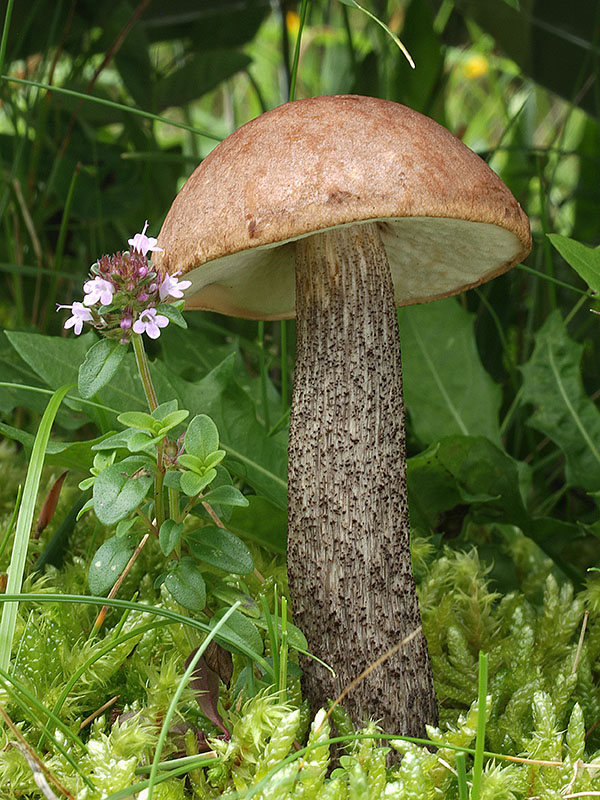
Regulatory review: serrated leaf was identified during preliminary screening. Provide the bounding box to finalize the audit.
[159,519,183,556]
[187,526,254,574]
[93,456,154,525]
[398,299,502,446]
[78,338,128,400]
[548,234,600,294]
[520,310,600,491]
[164,557,206,611]
[88,534,137,595]
[185,414,220,461]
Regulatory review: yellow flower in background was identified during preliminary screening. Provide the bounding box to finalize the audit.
[463,53,490,79]
[286,10,301,35]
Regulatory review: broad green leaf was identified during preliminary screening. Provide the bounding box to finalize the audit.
[164,558,206,612]
[398,299,502,446]
[93,456,153,525]
[88,534,137,595]
[202,486,249,508]
[547,234,600,294]
[185,415,220,461]
[520,311,600,491]
[162,355,288,509]
[407,436,529,535]
[187,526,254,574]
[159,520,183,556]
[78,339,128,400]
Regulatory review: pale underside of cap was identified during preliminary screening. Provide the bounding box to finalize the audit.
[155,95,531,320]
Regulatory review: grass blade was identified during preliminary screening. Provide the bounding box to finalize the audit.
[0,383,71,672]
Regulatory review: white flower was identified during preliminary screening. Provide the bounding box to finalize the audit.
[83,277,115,306]
[158,273,192,302]
[128,221,163,258]
[132,308,169,339]
[57,302,93,335]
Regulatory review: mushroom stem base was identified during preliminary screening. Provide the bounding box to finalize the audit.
[288,221,437,736]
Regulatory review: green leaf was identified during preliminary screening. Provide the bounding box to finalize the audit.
[210,608,263,656]
[88,534,137,595]
[159,520,183,556]
[180,469,216,496]
[185,414,220,461]
[202,486,249,508]
[118,411,158,433]
[407,436,529,535]
[205,576,259,617]
[398,299,502,446]
[127,431,160,452]
[187,526,254,574]
[0,421,108,472]
[156,303,188,330]
[160,410,189,430]
[93,456,154,525]
[152,400,179,419]
[203,450,226,470]
[78,338,128,400]
[547,234,600,294]
[178,454,206,474]
[164,558,206,612]
[520,310,600,491]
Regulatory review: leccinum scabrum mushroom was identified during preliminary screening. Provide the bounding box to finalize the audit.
[154,95,531,736]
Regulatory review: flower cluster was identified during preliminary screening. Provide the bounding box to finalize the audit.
[58,222,191,342]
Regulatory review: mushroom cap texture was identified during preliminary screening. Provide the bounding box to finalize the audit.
[155,94,531,319]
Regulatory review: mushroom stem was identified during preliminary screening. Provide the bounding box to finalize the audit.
[288,221,437,735]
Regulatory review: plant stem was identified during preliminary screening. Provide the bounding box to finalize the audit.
[132,333,158,412]
[132,334,165,525]
[471,652,489,800]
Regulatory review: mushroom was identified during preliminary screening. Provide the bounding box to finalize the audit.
[154,95,531,736]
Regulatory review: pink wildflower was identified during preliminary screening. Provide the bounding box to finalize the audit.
[57,302,93,335]
[128,221,163,258]
[158,273,192,302]
[132,308,169,339]
[83,277,115,306]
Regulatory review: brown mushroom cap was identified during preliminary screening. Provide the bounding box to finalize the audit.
[155,94,531,319]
